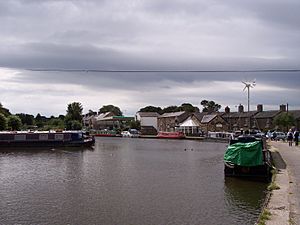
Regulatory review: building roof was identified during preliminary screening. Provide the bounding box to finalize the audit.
[137,112,160,117]
[95,112,113,121]
[251,110,300,119]
[288,110,300,119]
[253,110,281,119]
[83,114,95,121]
[158,111,186,118]
[96,115,134,121]
[201,114,218,123]
[192,112,208,122]
[222,111,258,118]
[179,116,199,127]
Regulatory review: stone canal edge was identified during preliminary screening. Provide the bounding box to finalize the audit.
[261,142,300,225]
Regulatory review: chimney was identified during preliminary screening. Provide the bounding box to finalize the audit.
[280,104,286,112]
[257,104,263,112]
[225,106,230,113]
[238,104,244,113]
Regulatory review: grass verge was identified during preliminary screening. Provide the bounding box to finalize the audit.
[267,168,280,191]
[257,209,271,225]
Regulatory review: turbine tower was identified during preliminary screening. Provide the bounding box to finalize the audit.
[242,80,256,113]
[242,80,256,129]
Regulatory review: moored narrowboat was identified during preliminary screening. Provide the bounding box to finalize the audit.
[157,131,185,139]
[0,131,95,148]
[224,135,272,182]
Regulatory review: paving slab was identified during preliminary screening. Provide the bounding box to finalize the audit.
[266,141,300,225]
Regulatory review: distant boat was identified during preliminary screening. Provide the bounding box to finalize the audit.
[157,131,185,139]
[94,133,120,137]
[0,131,95,148]
[224,135,272,182]
[93,130,121,137]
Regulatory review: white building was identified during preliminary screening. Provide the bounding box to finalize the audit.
[135,112,159,134]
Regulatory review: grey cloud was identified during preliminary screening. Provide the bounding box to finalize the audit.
[14,70,300,91]
[2,69,299,116]
[1,0,300,116]
[226,0,300,30]
[142,0,209,16]
[1,0,300,71]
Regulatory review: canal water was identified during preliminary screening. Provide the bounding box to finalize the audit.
[0,138,268,225]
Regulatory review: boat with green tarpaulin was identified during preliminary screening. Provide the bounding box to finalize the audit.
[224,136,272,182]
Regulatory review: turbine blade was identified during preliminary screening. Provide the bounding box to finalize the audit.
[243,86,247,91]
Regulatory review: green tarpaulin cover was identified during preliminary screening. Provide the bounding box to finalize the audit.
[224,141,263,166]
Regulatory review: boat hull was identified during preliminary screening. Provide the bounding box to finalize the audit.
[224,136,272,182]
[0,131,95,148]
[157,132,185,139]
[0,138,95,148]
[224,163,272,182]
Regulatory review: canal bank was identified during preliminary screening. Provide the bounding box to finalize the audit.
[140,135,229,143]
[264,141,300,225]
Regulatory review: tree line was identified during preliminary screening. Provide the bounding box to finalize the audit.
[0,100,296,132]
[0,101,219,131]
[139,101,221,114]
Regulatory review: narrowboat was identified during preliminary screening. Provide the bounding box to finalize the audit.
[224,135,272,182]
[0,131,95,148]
[157,131,185,139]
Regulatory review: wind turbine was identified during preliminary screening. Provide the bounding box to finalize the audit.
[242,80,256,113]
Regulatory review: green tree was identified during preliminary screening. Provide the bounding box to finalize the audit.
[274,113,295,131]
[140,103,198,114]
[0,113,7,130]
[46,118,65,130]
[7,115,22,131]
[129,120,141,130]
[35,113,48,128]
[161,105,180,114]
[178,103,200,113]
[58,115,65,120]
[87,109,97,116]
[139,106,163,114]
[0,103,11,117]
[65,120,83,130]
[66,102,83,121]
[99,105,122,116]
[16,113,34,126]
[65,102,83,130]
[200,100,221,113]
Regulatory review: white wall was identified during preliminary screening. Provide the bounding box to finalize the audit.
[138,116,158,130]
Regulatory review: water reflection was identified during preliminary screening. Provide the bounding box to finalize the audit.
[0,138,268,225]
[224,177,268,223]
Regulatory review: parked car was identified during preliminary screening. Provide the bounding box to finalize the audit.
[121,129,140,138]
[249,129,265,138]
[272,131,286,141]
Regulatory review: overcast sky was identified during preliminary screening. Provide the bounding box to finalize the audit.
[0,0,299,116]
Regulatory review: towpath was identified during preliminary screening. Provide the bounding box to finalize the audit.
[267,141,300,225]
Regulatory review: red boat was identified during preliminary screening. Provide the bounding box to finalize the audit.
[157,131,185,139]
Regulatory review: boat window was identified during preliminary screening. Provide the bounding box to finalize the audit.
[14,135,26,141]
